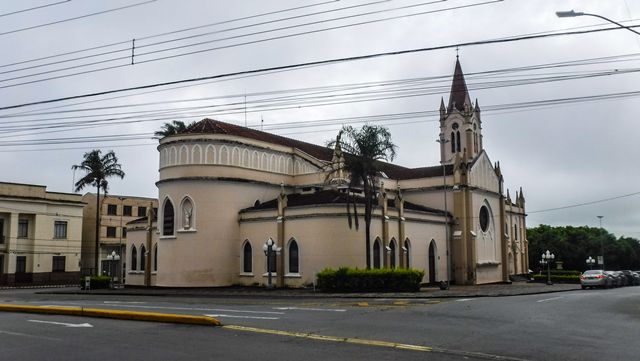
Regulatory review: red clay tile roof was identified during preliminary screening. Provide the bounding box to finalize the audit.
[240,189,447,216]
[177,118,453,180]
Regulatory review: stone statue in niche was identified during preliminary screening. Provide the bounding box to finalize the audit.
[183,200,193,230]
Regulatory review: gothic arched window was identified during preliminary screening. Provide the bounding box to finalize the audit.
[373,238,382,269]
[243,241,252,273]
[140,245,146,271]
[162,199,174,236]
[288,239,299,274]
[131,245,137,271]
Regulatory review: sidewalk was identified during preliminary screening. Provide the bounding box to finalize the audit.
[39,282,581,299]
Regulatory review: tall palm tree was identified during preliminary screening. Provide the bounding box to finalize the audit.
[72,150,125,274]
[327,125,396,268]
[154,120,192,137]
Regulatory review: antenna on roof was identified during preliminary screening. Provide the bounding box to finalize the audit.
[261,115,264,131]
[456,46,459,59]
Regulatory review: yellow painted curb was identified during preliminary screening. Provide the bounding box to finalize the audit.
[0,304,221,326]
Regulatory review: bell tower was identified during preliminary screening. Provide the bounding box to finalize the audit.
[439,57,483,164]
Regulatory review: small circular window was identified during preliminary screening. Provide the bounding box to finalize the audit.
[479,206,489,232]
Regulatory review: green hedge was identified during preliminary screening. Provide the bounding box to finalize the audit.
[549,270,582,276]
[532,274,580,284]
[317,267,425,292]
[80,276,112,289]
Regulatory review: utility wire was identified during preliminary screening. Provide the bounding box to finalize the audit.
[528,191,640,214]
[0,0,481,87]
[0,0,343,70]
[0,0,70,18]
[0,0,158,37]
[2,20,635,112]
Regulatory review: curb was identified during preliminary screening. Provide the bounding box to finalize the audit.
[0,304,221,326]
[37,286,581,299]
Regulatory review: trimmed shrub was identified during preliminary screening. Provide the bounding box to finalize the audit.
[80,276,112,289]
[532,274,580,284]
[549,270,582,276]
[316,267,425,292]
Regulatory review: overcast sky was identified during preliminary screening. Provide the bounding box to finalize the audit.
[1,0,638,239]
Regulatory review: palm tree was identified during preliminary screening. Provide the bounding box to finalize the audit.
[72,150,125,274]
[327,125,396,269]
[154,120,192,137]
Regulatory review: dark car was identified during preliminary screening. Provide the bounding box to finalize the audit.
[604,271,623,287]
[620,270,640,286]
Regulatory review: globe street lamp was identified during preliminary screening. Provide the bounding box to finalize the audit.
[263,238,281,289]
[556,10,640,37]
[586,256,596,270]
[541,250,555,285]
[106,250,120,288]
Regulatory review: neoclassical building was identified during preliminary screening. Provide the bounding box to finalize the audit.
[126,59,528,287]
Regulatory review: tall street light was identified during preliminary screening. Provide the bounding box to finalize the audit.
[556,10,640,37]
[263,238,280,289]
[436,137,451,286]
[586,256,596,270]
[597,215,604,270]
[541,250,555,285]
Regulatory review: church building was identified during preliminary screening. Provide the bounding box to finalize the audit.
[125,59,529,287]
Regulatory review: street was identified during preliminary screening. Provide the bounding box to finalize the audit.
[0,286,638,360]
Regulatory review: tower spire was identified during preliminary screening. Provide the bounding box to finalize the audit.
[447,57,471,113]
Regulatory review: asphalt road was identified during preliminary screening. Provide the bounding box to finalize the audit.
[0,286,638,360]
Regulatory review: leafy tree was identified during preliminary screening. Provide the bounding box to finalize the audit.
[528,225,640,271]
[327,125,396,269]
[72,150,125,273]
[154,120,192,137]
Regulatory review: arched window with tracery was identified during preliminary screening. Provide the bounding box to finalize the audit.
[389,239,397,269]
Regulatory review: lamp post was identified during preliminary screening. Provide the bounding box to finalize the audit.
[541,250,555,285]
[597,215,604,270]
[556,10,640,37]
[106,250,120,288]
[436,137,451,285]
[263,238,280,289]
[586,256,596,270]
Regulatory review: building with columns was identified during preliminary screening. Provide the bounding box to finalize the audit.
[125,59,528,287]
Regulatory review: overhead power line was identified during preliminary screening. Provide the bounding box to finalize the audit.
[0,0,70,18]
[528,191,640,214]
[2,19,637,113]
[0,0,489,88]
[0,0,157,37]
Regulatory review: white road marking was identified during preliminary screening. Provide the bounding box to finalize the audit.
[102,304,285,315]
[455,298,474,302]
[536,296,564,303]
[103,301,147,304]
[205,314,279,320]
[28,320,93,328]
[0,329,61,341]
[273,307,346,312]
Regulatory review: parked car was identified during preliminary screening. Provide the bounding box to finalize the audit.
[604,271,623,287]
[581,270,613,289]
[604,271,622,287]
[612,271,628,287]
[620,270,640,286]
